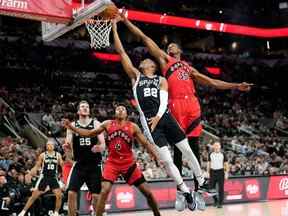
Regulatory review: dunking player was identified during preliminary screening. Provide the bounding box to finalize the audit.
[18,139,64,216]
[112,19,205,211]
[63,104,162,216]
[121,13,252,190]
[64,100,105,216]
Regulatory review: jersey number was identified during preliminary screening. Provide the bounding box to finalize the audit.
[144,88,158,98]
[80,138,91,146]
[47,164,55,170]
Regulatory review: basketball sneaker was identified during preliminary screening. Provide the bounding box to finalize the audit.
[183,192,197,211]
[194,191,206,211]
[198,177,217,195]
[175,190,186,211]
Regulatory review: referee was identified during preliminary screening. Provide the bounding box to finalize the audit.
[207,141,229,208]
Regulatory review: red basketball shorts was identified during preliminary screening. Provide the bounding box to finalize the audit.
[169,97,202,137]
[102,162,145,186]
[62,161,73,185]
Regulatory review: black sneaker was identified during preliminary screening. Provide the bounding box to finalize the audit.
[198,178,217,195]
[217,204,223,208]
[183,192,197,211]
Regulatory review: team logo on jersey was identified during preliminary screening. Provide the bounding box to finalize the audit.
[107,130,132,144]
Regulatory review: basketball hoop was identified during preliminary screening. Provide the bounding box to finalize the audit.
[85,17,112,49]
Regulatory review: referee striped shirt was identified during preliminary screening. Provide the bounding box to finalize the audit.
[209,152,227,170]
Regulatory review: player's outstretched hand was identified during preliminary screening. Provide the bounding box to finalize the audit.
[118,8,128,21]
[148,116,161,132]
[237,82,254,91]
[62,119,72,129]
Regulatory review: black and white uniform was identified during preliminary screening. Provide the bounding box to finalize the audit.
[67,119,102,194]
[35,151,60,191]
[133,74,186,147]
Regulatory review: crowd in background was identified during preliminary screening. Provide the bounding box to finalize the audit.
[1,35,288,181]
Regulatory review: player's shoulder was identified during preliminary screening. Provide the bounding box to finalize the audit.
[130,121,139,131]
[102,119,113,127]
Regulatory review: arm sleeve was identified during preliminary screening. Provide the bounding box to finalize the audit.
[156,90,168,118]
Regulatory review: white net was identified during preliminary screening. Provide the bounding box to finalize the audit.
[85,17,112,49]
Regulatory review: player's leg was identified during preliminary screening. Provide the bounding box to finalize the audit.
[18,190,43,216]
[124,163,161,216]
[95,162,119,216]
[141,114,196,211]
[85,164,102,214]
[173,146,183,175]
[165,113,204,187]
[175,138,205,185]
[67,162,84,216]
[137,183,161,216]
[163,113,205,210]
[169,100,186,176]
[95,181,113,216]
[52,188,62,216]
[49,177,63,216]
[18,177,45,216]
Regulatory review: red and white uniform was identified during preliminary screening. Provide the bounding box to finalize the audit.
[102,120,144,185]
[162,56,202,137]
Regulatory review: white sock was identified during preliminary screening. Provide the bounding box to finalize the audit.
[175,138,203,179]
[157,146,187,189]
[178,182,190,193]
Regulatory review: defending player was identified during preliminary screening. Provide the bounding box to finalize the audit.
[64,100,105,216]
[63,104,162,216]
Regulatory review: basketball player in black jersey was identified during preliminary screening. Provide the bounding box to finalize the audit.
[112,19,205,211]
[64,100,105,216]
[18,139,64,216]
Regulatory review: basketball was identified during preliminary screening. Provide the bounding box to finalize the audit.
[99,3,119,20]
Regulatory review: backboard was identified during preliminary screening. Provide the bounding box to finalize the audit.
[0,0,112,41]
[42,0,112,42]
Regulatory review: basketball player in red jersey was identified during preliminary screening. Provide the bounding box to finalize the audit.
[120,13,253,190]
[63,105,161,216]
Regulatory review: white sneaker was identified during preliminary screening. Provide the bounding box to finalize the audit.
[194,191,206,211]
[175,190,186,211]
[53,212,59,216]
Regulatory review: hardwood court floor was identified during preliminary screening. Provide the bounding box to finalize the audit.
[110,199,288,216]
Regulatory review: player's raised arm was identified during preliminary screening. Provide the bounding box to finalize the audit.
[121,13,168,67]
[190,67,253,91]
[63,119,109,137]
[133,123,160,162]
[112,19,139,82]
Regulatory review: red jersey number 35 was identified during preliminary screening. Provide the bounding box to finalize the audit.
[177,71,189,80]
